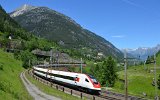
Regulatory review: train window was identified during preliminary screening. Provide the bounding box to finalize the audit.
[85,78,89,82]
[35,69,74,80]
[88,74,98,84]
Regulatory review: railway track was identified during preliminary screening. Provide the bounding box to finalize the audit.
[27,69,121,100]
[97,95,121,100]
[101,90,146,100]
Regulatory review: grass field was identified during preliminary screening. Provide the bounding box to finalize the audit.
[70,60,160,99]
[112,64,160,99]
[0,49,32,100]
[25,71,86,100]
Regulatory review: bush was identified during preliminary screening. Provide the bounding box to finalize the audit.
[102,56,117,87]
[157,74,160,89]
[90,56,117,87]
[146,56,154,64]
[22,50,37,68]
[0,64,3,70]
[68,66,76,72]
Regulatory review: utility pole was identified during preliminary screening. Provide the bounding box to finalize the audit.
[134,59,135,67]
[124,50,128,100]
[80,58,82,73]
[8,34,12,51]
[50,47,53,68]
[138,55,140,65]
[56,52,59,69]
[29,59,31,68]
[154,54,158,100]
[144,60,146,70]
[57,52,59,68]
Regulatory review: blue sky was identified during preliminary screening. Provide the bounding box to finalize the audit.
[0,0,160,49]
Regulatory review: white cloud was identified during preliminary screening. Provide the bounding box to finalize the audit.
[121,0,143,8]
[121,0,137,6]
[111,35,125,38]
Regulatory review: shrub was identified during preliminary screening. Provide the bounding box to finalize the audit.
[22,50,37,68]
[0,64,3,70]
[157,74,160,89]
[90,56,117,87]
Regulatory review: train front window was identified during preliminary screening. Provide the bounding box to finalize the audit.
[85,78,89,82]
[88,75,98,84]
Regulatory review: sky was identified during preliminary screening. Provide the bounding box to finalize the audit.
[0,0,160,49]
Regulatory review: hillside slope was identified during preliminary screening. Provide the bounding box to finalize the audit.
[10,4,123,59]
[0,49,32,100]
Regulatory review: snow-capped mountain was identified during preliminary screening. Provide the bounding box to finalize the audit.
[122,44,160,60]
[10,4,37,17]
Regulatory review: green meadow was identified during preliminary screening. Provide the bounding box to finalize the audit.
[0,49,32,100]
[112,64,160,99]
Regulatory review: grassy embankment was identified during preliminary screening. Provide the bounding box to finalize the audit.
[0,49,33,100]
[111,55,160,99]
[25,70,86,100]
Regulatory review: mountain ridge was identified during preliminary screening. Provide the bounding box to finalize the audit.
[122,44,160,60]
[10,4,123,60]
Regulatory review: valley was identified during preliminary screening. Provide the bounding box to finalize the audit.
[0,1,160,100]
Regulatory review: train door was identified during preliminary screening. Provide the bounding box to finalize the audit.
[49,70,52,79]
[84,77,90,88]
[46,69,49,78]
[74,75,79,86]
[47,69,53,80]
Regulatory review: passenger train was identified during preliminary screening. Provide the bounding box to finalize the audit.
[33,66,101,93]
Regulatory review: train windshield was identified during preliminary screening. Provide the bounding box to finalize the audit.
[88,75,98,84]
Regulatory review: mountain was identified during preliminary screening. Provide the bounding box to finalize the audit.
[122,44,160,60]
[10,4,123,60]
[0,5,21,32]
[10,4,37,18]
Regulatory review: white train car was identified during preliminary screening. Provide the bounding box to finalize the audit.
[33,66,101,92]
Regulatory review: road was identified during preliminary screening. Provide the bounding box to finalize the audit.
[20,71,61,100]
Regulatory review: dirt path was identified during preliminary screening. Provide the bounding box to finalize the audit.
[20,71,61,100]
